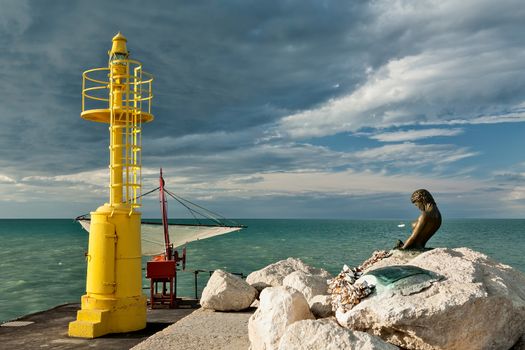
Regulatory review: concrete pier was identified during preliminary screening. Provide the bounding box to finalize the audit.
[131,308,254,350]
[0,301,197,350]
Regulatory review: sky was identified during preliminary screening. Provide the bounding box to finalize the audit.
[0,0,524,219]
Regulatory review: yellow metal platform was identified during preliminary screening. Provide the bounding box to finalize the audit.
[81,109,154,124]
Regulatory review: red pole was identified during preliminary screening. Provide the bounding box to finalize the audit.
[159,168,171,259]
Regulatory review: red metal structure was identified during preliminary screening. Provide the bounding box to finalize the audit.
[146,169,186,308]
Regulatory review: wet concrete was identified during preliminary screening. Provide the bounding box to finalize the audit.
[0,301,199,350]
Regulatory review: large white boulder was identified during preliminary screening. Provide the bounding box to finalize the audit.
[283,270,329,303]
[246,257,331,292]
[200,269,257,311]
[308,294,334,318]
[278,319,398,350]
[248,286,314,350]
[336,248,525,350]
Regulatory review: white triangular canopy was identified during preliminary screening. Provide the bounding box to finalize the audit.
[78,219,242,256]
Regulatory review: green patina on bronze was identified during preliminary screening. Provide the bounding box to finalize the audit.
[365,265,436,285]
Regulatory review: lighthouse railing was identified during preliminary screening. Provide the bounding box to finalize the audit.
[82,60,153,208]
[81,62,153,116]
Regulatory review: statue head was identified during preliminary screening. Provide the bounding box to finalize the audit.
[411,189,436,209]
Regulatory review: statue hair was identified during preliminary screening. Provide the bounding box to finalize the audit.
[411,189,436,205]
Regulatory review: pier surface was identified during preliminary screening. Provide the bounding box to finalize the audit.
[0,301,198,350]
[131,308,254,350]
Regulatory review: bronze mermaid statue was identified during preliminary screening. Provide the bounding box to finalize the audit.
[398,189,441,250]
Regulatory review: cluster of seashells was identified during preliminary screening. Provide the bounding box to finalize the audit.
[359,250,392,271]
[327,250,392,312]
[327,264,372,312]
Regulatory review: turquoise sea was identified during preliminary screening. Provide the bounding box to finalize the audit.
[1,218,524,323]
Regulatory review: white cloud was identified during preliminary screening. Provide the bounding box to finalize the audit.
[352,143,477,166]
[146,136,478,187]
[22,169,108,187]
[369,128,464,142]
[506,186,525,201]
[279,46,525,139]
[134,139,483,208]
[0,174,16,184]
[215,169,483,197]
[425,112,525,126]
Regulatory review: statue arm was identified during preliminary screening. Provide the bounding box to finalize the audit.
[402,213,426,249]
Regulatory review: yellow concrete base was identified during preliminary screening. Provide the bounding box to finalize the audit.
[68,294,147,338]
[69,203,146,338]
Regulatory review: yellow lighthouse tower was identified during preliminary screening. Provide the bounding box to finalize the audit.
[69,33,154,338]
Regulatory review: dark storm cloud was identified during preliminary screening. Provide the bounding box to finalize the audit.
[0,0,381,178]
[3,0,524,176]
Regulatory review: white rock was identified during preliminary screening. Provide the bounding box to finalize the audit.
[336,248,525,350]
[200,269,257,311]
[246,257,332,292]
[248,286,314,350]
[283,270,329,302]
[278,319,398,350]
[361,249,423,272]
[308,294,334,318]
